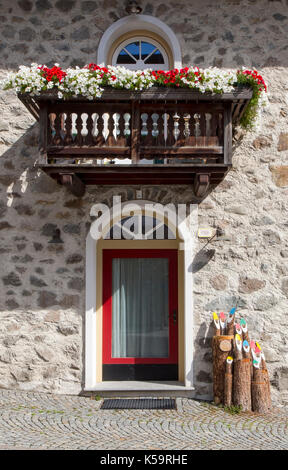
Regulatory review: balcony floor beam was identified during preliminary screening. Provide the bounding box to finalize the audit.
[59,172,85,198]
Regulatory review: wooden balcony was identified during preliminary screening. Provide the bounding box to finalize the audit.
[19,87,253,197]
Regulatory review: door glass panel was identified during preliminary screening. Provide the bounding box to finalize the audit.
[112,258,169,358]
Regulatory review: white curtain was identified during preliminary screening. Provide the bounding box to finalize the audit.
[112,258,169,358]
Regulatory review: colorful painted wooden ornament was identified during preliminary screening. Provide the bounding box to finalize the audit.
[235,323,242,335]
[227,356,233,364]
[227,315,233,324]
[243,339,250,353]
[229,307,236,316]
[212,312,220,330]
[261,351,266,361]
[235,333,242,351]
[251,348,261,361]
[255,346,261,354]
[256,342,262,351]
[253,359,261,369]
[240,318,248,333]
[219,311,226,329]
[250,340,256,351]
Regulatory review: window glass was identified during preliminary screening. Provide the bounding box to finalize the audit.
[117,49,136,64]
[115,40,166,67]
[145,50,164,64]
[125,41,140,60]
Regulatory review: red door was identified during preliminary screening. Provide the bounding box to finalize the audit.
[102,249,178,381]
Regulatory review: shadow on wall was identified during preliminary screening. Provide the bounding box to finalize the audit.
[191,248,216,274]
[193,321,214,399]
[0,121,61,211]
[0,122,88,394]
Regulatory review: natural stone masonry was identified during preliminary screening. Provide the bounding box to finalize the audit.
[0,0,288,405]
[0,390,287,450]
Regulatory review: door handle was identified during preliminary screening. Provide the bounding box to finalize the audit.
[172,309,177,324]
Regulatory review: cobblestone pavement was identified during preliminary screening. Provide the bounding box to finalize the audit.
[0,389,287,450]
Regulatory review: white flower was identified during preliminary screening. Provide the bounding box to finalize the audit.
[1,63,266,128]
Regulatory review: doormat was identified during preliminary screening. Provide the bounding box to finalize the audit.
[100,398,176,410]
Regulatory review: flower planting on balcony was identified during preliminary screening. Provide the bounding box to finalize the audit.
[1,64,267,130]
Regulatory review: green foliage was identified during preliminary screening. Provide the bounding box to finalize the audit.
[218,403,243,415]
[93,394,102,401]
[235,70,267,130]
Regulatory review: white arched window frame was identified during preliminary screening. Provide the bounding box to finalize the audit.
[112,37,170,70]
[97,14,182,69]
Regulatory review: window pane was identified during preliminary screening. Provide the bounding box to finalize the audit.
[117,49,136,64]
[141,41,157,60]
[112,258,169,358]
[125,41,140,60]
[145,50,165,64]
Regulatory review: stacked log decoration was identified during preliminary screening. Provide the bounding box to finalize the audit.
[211,309,272,413]
[226,307,236,335]
[224,356,233,407]
[212,312,233,405]
[233,331,252,411]
[251,342,272,413]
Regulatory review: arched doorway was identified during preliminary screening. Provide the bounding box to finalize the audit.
[85,201,195,391]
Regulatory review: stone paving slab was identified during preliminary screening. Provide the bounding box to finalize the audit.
[0,389,287,450]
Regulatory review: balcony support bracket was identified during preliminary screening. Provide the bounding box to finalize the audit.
[194,173,210,198]
[59,173,85,198]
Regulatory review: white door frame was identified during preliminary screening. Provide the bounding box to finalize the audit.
[85,200,194,389]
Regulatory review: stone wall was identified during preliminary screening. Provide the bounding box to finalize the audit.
[0,0,288,403]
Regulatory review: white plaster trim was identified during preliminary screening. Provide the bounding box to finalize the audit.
[183,240,194,388]
[85,232,97,389]
[97,14,182,69]
[84,200,194,390]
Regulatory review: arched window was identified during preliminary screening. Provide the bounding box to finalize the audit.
[97,14,182,69]
[105,215,175,240]
[112,37,169,70]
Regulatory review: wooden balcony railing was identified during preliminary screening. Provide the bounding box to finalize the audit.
[19,87,252,197]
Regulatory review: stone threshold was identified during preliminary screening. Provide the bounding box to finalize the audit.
[83,381,195,397]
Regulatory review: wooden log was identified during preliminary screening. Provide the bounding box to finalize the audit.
[224,356,233,407]
[212,312,220,336]
[212,335,233,405]
[252,363,271,413]
[234,334,242,361]
[242,339,251,359]
[240,318,248,338]
[226,312,235,336]
[235,322,242,337]
[233,357,252,411]
[261,370,272,411]
[219,312,226,335]
[260,350,272,411]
